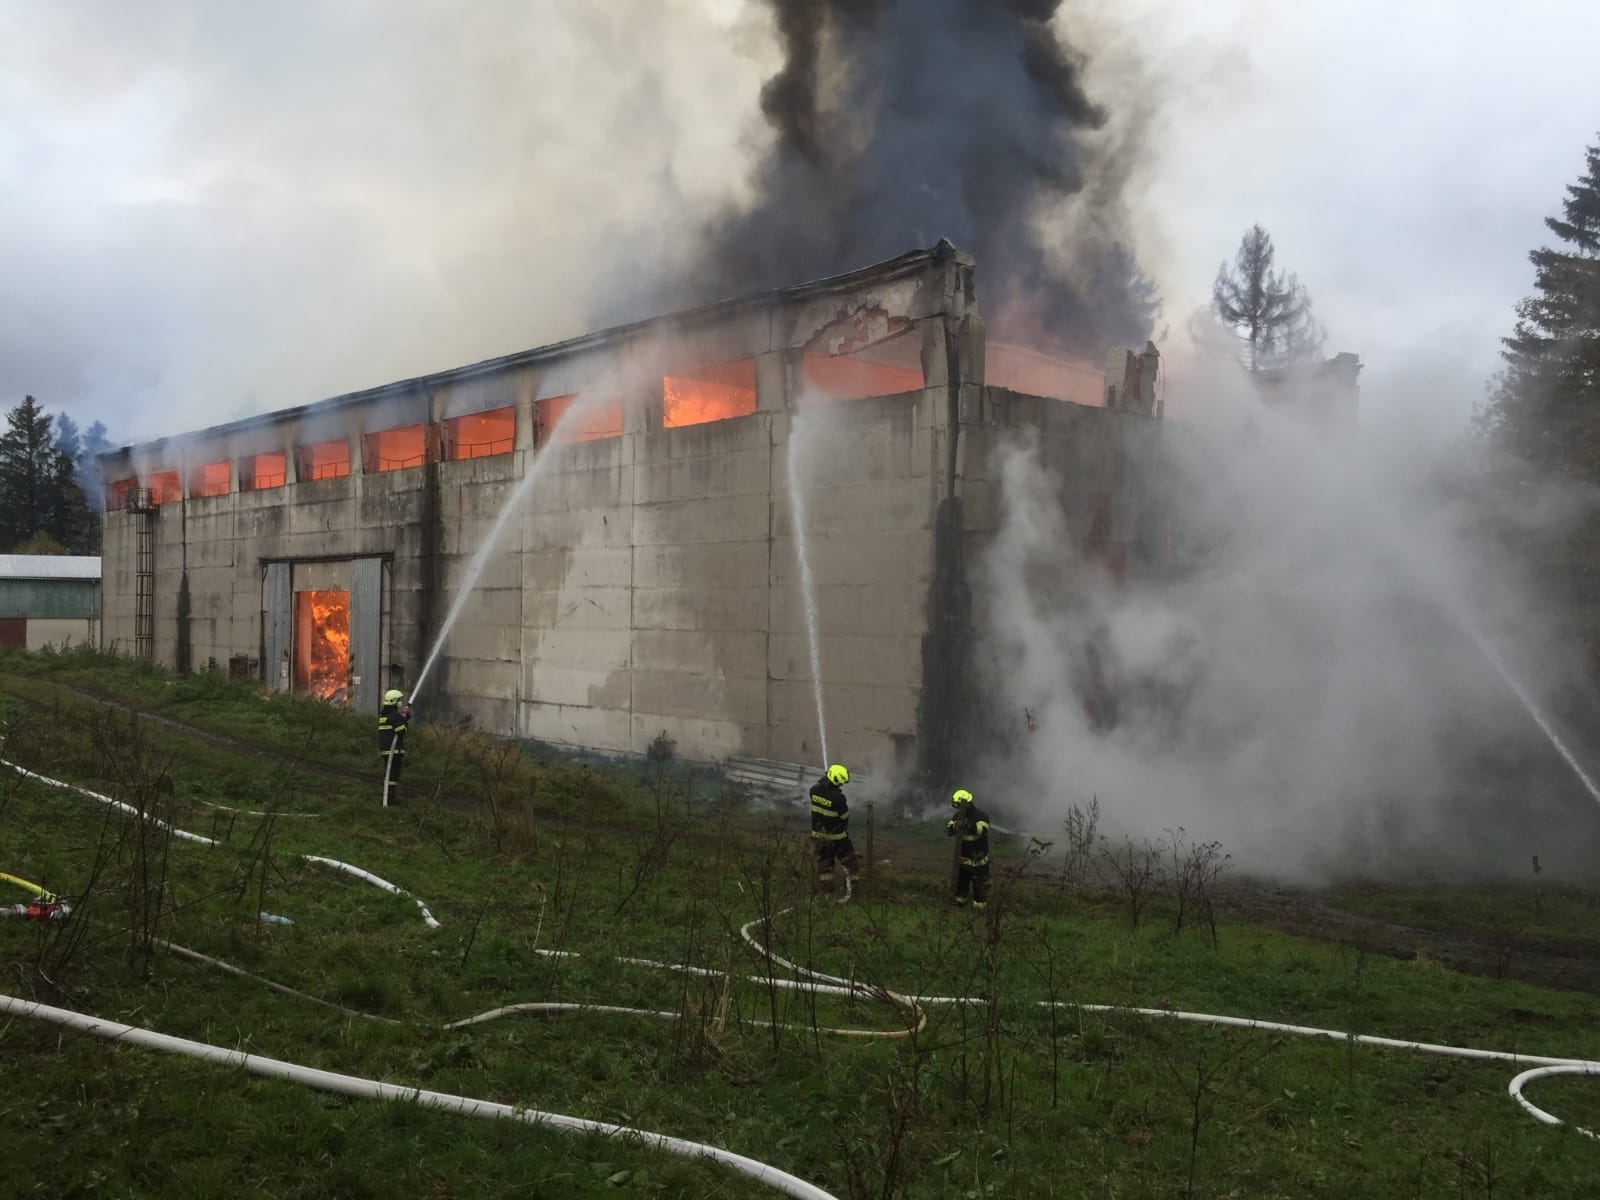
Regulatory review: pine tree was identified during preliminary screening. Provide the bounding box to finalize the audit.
[51,414,102,553]
[1480,140,1600,476]
[0,396,97,554]
[1211,225,1325,372]
[1479,138,1600,690]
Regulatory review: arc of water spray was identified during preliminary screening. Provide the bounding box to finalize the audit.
[410,393,610,705]
[1458,618,1600,807]
[787,409,829,768]
[1373,523,1600,808]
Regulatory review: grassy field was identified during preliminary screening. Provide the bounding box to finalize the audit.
[2,647,1598,1198]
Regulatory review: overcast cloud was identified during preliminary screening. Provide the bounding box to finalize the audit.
[2,1,1598,445]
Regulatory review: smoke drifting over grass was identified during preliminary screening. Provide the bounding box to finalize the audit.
[978,366,1600,881]
[668,0,1158,352]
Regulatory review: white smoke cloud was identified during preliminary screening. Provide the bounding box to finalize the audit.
[0,1,776,441]
[976,348,1600,881]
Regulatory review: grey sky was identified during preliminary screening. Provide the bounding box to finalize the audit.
[2,1,1597,444]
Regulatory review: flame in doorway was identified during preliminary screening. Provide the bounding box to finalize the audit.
[294,590,350,701]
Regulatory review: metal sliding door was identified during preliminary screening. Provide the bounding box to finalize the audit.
[263,562,292,692]
[349,557,383,713]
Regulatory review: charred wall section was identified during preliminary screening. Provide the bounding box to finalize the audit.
[953,390,1166,770]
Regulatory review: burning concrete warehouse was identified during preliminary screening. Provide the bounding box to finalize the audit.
[96,242,1166,779]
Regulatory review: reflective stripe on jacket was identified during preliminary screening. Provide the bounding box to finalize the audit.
[378,704,408,756]
[809,777,849,841]
[946,805,990,866]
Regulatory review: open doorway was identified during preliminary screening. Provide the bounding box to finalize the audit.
[293,589,350,702]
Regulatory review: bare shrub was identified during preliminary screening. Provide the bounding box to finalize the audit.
[613,770,684,915]
[1162,827,1230,946]
[1100,834,1160,930]
[1059,796,1101,894]
[1145,1018,1278,1200]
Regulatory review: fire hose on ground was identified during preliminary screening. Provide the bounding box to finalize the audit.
[0,992,840,1200]
[3,759,1597,1200]
[0,756,440,928]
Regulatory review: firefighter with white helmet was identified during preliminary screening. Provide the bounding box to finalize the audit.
[378,689,412,806]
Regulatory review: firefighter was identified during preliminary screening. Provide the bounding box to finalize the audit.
[946,788,990,908]
[378,689,411,806]
[809,764,860,892]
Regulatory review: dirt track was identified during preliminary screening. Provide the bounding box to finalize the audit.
[1218,880,1600,995]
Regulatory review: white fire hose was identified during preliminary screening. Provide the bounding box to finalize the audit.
[6,903,1595,1200]
[6,751,1596,1177]
[301,855,441,929]
[1,755,441,929]
[0,993,838,1200]
[0,758,217,845]
[737,910,1600,1142]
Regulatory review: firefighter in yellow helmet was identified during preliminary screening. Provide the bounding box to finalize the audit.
[378,689,411,806]
[946,788,990,907]
[809,764,860,892]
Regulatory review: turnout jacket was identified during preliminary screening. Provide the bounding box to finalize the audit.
[946,805,991,866]
[378,702,409,757]
[809,776,850,841]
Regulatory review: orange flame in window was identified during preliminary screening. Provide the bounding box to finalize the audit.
[147,471,181,505]
[298,439,350,481]
[193,461,230,497]
[662,359,758,428]
[536,394,623,444]
[364,425,431,472]
[447,407,516,459]
[242,452,286,490]
[801,351,923,400]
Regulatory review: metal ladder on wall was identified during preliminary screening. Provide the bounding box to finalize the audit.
[127,488,156,661]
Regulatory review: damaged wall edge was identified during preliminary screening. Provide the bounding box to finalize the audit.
[915,251,982,786]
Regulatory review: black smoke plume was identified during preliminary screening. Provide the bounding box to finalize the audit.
[680,0,1156,352]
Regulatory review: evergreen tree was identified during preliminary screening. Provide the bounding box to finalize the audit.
[1480,140,1600,476]
[51,413,103,552]
[1211,224,1325,372]
[1478,138,1600,689]
[0,396,97,554]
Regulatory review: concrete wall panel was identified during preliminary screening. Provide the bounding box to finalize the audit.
[633,497,769,547]
[629,712,751,760]
[435,619,523,664]
[523,664,630,709]
[524,547,632,590]
[633,542,767,589]
[521,700,632,753]
[632,585,767,633]
[437,657,520,700]
[522,584,632,631]
[631,669,763,722]
[26,618,98,651]
[632,629,765,679]
[521,628,631,672]
[767,632,923,689]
